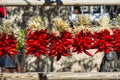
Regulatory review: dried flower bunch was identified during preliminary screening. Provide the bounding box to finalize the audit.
[27,16,45,31]
[114,14,120,29]
[78,14,91,26]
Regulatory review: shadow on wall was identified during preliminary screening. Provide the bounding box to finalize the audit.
[56,56,98,72]
[24,50,104,72]
[24,56,51,72]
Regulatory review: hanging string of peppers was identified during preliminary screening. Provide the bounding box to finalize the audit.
[72,15,93,56]
[92,17,114,54]
[113,14,120,52]
[0,19,18,57]
[48,18,72,61]
[0,6,120,61]
[25,17,49,58]
[7,14,119,61]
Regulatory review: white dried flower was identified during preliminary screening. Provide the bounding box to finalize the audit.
[0,19,13,34]
[53,17,71,33]
[27,16,45,31]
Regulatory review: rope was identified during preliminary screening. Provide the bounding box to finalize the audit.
[36,4,39,17]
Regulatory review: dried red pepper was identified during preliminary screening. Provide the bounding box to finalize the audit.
[0,33,18,57]
[113,29,120,52]
[25,30,49,58]
[72,31,93,56]
[93,29,113,54]
[49,31,72,61]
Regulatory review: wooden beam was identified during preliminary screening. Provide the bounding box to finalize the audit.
[0,72,120,80]
[47,72,120,80]
[0,0,120,6]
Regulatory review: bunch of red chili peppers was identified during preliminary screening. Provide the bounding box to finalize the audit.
[0,7,18,57]
[1,7,120,61]
[25,30,49,58]
[93,29,113,54]
[25,27,120,61]
[0,33,18,57]
[49,31,72,61]
[72,31,93,56]
[113,29,120,52]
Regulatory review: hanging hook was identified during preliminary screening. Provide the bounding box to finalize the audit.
[36,1,39,17]
[36,4,39,17]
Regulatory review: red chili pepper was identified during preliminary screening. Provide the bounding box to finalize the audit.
[25,30,49,57]
[0,33,18,57]
[34,52,40,58]
[93,29,113,54]
[72,31,93,56]
[113,29,120,52]
[49,31,72,61]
